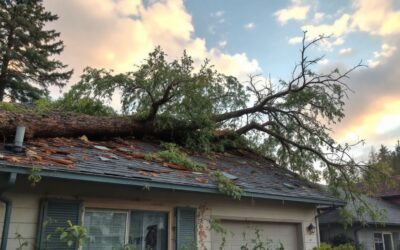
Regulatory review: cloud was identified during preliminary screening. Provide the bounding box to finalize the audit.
[337,98,400,148]
[318,58,329,65]
[218,40,227,48]
[367,43,397,68]
[211,10,225,23]
[333,39,400,150]
[288,36,303,44]
[313,12,325,23]
[211,10,224,18]
[297,0,400,49]
[274,5,310,25]
[302,14,352,39]
[244,22,255,30]
[339,48,353,56]
[44,0,260,87]
[352,0,400,36]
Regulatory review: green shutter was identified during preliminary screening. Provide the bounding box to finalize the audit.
[37,199,82,250]
[176,207,197,250]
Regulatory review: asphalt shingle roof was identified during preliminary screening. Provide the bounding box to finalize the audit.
[0,137,342,205]
[319,195,400,225]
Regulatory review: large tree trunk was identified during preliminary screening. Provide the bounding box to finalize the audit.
[0,107,201,142]
[0,108,147,141]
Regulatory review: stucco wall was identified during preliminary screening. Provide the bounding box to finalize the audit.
[0,177,320,250]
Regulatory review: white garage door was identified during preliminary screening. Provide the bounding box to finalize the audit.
[211,220,301,250]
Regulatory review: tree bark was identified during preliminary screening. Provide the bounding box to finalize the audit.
[0,107,202,142]
[0,108,147,141]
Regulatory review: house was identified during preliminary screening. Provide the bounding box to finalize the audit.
[0,136,344,250]
[319,182,400,250]
[371,175,400,207]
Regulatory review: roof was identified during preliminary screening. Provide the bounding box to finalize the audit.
[356,175,400,198]
[373,175,400,198]
[0,137,343,205]
[319,195,400,226]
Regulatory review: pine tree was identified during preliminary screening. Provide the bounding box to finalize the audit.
[391,140,400,174]
[0,0,72,102]
[377,145,390,163]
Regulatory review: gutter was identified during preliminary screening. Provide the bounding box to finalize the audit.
[0,164,344,206]
[0,172,17,250]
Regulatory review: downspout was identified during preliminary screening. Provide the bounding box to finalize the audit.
[315,207,320,246]
[0,172,17,250]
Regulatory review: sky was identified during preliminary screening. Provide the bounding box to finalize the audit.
[43,0,400,159]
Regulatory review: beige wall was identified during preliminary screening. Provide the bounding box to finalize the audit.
[0,177,320,250]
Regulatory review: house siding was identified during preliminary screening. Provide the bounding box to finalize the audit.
[0,192,39,250]
[320,224,400,250]
[0,177,320,250]
[357,227,400,250]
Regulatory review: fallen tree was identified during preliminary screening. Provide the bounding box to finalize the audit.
[0,33,391,223]
[0,107,138,139]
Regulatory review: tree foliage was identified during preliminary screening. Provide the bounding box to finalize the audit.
[34,92,116,116]
[7,31,389,219]
[360,142,399,196]
[0,0,72,102]
[369,142,400,175]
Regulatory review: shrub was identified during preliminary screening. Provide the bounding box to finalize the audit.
[313,243,356,250]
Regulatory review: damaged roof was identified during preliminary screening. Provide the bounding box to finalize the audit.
[0,137,343,205]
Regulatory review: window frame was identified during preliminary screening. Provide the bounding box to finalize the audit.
[82,208,131,249]
[374,231,395,250]
[81,208,170,250]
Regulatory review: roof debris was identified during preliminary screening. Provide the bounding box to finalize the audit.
[94,145,111,151]
[79,135,90,143]
[99,156,111,161]
[0,136,339,203]
[222,171,238,180]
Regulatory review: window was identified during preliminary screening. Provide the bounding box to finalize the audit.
[83,210,128,250]
[83,209,168,250]
[374,232,394,250]
[129,211,168,250]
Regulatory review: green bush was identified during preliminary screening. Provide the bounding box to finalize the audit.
[313,243,356,250]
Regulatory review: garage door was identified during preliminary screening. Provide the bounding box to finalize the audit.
[211,220,301,250]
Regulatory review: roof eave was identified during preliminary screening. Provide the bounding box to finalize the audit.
[0,164,344,206]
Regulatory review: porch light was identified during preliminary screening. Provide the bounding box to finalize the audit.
[307,223,316,234]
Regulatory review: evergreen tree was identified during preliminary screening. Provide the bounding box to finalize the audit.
[377,145,390,163]
[0,0,72,102]
[391,140,400,174]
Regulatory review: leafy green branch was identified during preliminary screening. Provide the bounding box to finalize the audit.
[56,220,88,248]
[28,167,42,187]
[211,170,243,200]
[145,143,206,172]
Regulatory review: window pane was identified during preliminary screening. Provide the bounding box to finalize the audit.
[384,234,393,250]
[129,211,168,250]
[375,243,384,250]
[83,211,127,250]
[375,233,383,243]
[375,233,384,250]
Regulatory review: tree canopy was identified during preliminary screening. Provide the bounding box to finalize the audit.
[0,23,390,222]
[0,0,72,102]
[65,34,390,216]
